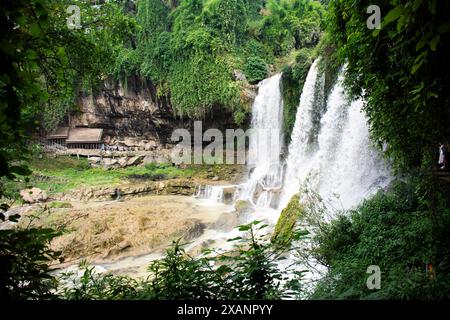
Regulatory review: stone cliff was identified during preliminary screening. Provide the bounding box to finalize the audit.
[70,76,252,148]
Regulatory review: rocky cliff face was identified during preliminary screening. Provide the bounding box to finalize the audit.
[72,76,175,144]
[71,76,251,147]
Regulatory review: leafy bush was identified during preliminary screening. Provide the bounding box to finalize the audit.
[244,56,268,84]
[312,176,450,299]
[325,0,450,169]
[0,226,60,299]
[58,221,307,300]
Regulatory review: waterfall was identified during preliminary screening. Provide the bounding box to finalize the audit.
[195,73,284,207]
[196,62,390,213]
[195,185,225,203]
[237,73,285,209]
[280,64,391,212]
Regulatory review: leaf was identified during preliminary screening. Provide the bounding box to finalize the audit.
[29,23,42,37]
[412,0,423,11]
[429,35,440,51]
[416,33,431,51]
[428,0,437,14]
[382,5,405,28]
[438,22,450,34]
[238,225,251,231]
[397,15,408,32]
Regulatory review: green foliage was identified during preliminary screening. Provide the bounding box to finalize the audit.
[325,0,450,169]
[271,194,306,247]
[131,0,325,119]
[244,56,268,84]
[0,226,60,299]
[58,221,307,300]
[59,260,139,300]
[259,0,325,56]
[312,175,450,299]
[281,48,314,141]
[0,0,136,203]
[139,240,223,299]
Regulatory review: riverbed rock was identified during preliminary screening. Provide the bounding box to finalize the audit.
[234,200,253,214]
[57,179,197,202]
[222,187,236,204]
[271,194,305,247]
[20,188,48,203]
[183,220,206,241]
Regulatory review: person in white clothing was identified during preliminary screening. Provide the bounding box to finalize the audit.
[439,144,447,169]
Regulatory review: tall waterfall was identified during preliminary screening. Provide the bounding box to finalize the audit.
[237,73,284,209]
[280,63,391,211]
[197,61,390,214]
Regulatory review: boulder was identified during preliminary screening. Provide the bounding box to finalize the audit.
[118,157,128,168]
[127,155,145,167]
[20,188,48,203]
[103,158,119,168]
[183,220,206,241]
[222,187,236,204]
[234,199,253,214]
[88,157,102,164]
[233,69,247,82]
[271,194,305,247]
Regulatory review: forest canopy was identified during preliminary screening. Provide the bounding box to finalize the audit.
[117,0,325,119]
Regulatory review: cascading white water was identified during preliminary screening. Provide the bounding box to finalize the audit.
[196,61,390,215]
[195,73,284,208]
[280,64,391,212]
[238,73,285,209]
[195,185,225,203]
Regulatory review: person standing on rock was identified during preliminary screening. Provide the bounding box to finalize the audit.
[439,143,447,170]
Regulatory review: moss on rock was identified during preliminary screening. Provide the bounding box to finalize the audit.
[271,194,304,247]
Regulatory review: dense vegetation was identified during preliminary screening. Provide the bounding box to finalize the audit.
[1,0,450,301]
[309,0,450,299]
[120,0,324,121]
[324,0,450,169]
[312,175,450,299]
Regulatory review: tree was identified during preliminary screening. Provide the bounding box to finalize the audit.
[325,0,450,169]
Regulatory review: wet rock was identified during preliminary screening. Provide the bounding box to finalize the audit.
[271,194,305,247]
[187,239,216,257]
[211,211,240,232]
[234,200,253,214]
[20,188,48,203]
[183,220,206,241]
[222,187,236,204]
